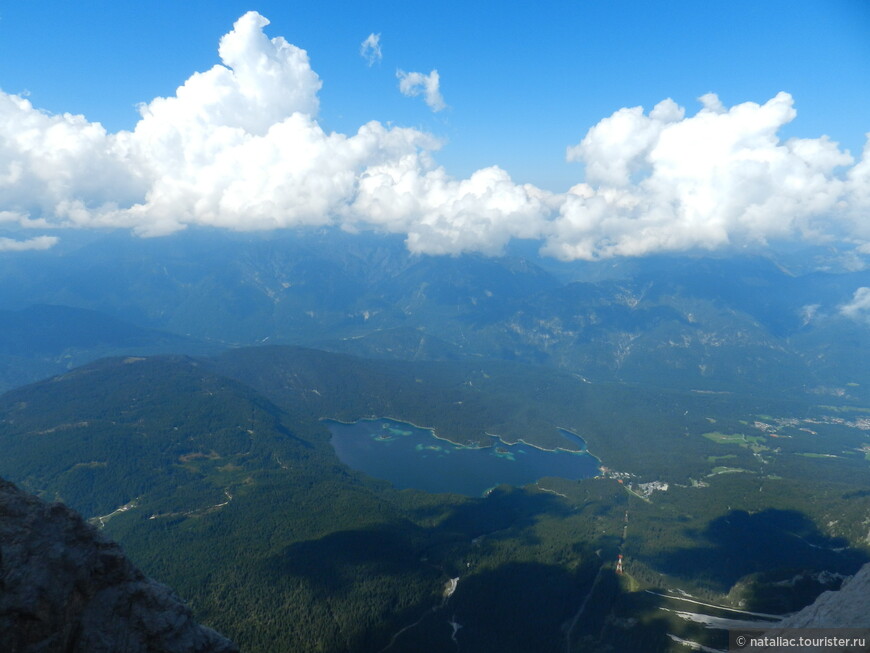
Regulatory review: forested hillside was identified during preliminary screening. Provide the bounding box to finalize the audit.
[0,350,866,651]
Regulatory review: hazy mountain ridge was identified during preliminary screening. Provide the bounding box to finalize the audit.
[2,231,868,399]
[0,304,217,394]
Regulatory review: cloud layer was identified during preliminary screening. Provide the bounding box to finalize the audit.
[0,12,543,254]
[549,93,863,259]
[0,11,867,260]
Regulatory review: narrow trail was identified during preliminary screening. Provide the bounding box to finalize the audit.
[563,557,606,653]
[564,509,630,653]
[378,606,440,653]
[147,487,234,521]
[379,577,460,652]
[90,498,140,528]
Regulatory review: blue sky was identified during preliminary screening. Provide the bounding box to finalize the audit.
[0,1,868,258]
[2,0,867,189]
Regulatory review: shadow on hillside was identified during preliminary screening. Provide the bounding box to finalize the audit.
[842,488,870,499]
[269,487,572,598]
[391,560,588,653]
[261,485,684,652]
[268,521,433,599]
[383,561,683,653]
[410,486,574,540]
[648,508,869,599]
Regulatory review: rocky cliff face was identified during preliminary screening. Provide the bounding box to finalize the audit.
[775,562,870,629]
[0,478,238,653]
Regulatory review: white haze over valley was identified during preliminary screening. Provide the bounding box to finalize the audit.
[1,11,869,260]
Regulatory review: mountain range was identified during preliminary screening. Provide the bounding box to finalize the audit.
[0,229,868,652]
[3,230,870,397]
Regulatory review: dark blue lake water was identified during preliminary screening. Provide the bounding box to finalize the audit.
[326,418,600,496]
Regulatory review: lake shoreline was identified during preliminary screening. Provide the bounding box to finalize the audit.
[323,415,595,457]
[326,416,602,496]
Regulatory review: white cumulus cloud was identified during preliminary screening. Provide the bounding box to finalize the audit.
[0,12,541,252]
[353,164,554,255]
[396,69,446,112]
[0,92,145,228]
[545,92,860,260]
[360,33,382,66]
[0,11,868,261]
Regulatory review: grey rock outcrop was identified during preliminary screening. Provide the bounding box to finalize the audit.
[775,562,870,629]
[0,477,239,653]
[749,564,870,652]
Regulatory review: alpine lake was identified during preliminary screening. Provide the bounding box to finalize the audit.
[326,418,601,496]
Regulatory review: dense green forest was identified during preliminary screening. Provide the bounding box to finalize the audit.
[0,349,867,652]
